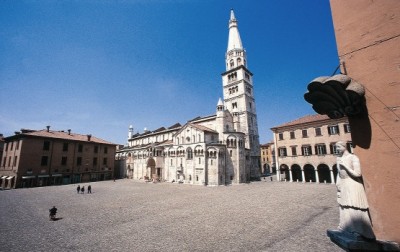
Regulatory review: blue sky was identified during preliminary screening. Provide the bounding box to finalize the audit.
[0,0,338,145]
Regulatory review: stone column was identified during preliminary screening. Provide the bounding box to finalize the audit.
[301,169,305,183]
[277,169,281,182]
[315,168,319,183]
[330,169,335,184]
[289,169,293,182]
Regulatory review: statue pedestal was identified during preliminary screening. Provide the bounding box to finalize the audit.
[327,230,400,252]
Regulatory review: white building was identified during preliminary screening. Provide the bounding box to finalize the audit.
[116,10,261,185]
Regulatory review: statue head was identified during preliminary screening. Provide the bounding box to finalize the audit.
[335,141,347,156]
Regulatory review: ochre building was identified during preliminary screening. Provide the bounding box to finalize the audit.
[271,114,351,183]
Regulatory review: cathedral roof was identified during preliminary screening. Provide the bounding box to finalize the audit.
[190,124,217,133]
[168,123,181,129]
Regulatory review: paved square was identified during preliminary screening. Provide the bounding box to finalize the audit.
[0,180,342,251]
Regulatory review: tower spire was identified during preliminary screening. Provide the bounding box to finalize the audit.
[227,9,243,52]
[226,9,246,71]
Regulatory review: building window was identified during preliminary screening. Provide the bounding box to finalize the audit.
[278,133,284,140]
[290,131,295,139]
[41,156,48,166]
[344,124,351,133]
[232,102,237,109]
[291,146,297,156]
[278,147,287,157]
[330,143,338,155]
[104,147,108,154]
[346,142,353,153]
[94,146,99,153]
[77,157,82,166]
[15,140,20,150]
[43,141,50,151]
[103,158,107,165]
[315,127,322,136]
[61,157,67,165]
[93,158,98,166]
[328,125,340,135]
[301,146,312,156]
[187,148,193,160]
[78,144,83,152]
[315,144,327,155]
[302,129,308,138]
[13,156,18,166]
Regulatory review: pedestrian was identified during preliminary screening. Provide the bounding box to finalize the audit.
[88,185,91,194]
[81,186,84,194]
[49,206,57,220]
[77,185,80,194]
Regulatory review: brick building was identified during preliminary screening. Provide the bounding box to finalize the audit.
[271,114,351,183]
[0,126,116,189]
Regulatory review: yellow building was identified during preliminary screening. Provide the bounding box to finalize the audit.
[260,142,275,175]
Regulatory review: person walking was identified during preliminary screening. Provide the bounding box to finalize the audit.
[88,185,91,194]
[81,186,85,194]
[77,185,80,194]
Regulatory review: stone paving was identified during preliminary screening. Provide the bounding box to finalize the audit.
[0,179,342,252]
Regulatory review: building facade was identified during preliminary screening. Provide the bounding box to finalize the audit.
[115,10,261,185]
[271,114,351,183]
[260,142,275,175]
[329,0,400,242]
[0,127,116,189]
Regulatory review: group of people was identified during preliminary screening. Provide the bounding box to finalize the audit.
[76,185,92,194]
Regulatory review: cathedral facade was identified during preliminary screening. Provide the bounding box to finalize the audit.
[116,10,260,185]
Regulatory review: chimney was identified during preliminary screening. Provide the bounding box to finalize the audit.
[46,126,50,132]
[68,129,71,135]
[87,134,92,141]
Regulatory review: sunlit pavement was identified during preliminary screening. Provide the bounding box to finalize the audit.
[0,179,342,252]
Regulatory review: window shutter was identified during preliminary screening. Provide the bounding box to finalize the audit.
[328,126,332,135]
[330,144,333,154]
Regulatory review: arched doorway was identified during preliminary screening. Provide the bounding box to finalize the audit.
[147,158,156,180]
[280,164,289,181]
[304,164,316,182]
[127,165,132,179]
[318,164,331,183]
[291,164,302,182]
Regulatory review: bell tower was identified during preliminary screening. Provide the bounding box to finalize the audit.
[221,9,260,179]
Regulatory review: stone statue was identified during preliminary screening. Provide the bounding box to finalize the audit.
[335,141,375,240]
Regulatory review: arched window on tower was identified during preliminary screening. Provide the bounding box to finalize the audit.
[237,58,241,65]
[230,59,234,68]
